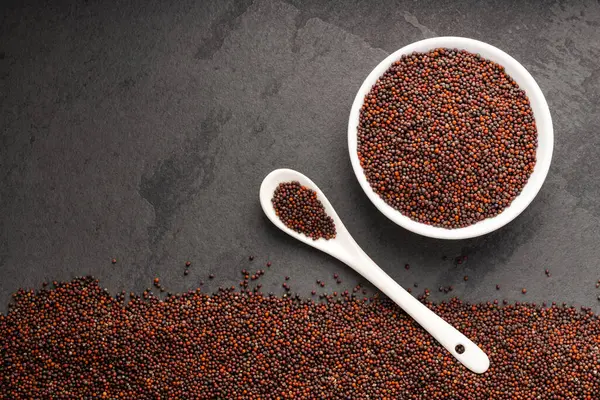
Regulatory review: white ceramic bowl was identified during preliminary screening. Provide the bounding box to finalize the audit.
[348,37,553,240]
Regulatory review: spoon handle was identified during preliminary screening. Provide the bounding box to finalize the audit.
[334,237,490,374]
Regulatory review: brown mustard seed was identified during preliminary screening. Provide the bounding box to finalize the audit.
[357,48,537,229]
[271,181,336,240]
[2,277,600,399]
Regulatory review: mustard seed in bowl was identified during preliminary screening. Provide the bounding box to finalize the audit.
[357,48,537,228]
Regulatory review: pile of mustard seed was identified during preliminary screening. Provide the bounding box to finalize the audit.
[1,278,598,399]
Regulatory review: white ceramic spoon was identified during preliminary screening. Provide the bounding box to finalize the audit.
[259,168,490,374]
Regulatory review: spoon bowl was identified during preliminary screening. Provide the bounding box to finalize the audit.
[259,168,353,260]
[260,168,490,374]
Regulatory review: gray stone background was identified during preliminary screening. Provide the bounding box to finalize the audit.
[1,0,599,313]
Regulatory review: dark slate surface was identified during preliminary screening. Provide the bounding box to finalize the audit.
[1,0,599,313]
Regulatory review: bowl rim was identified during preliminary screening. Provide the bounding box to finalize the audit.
[347,36,553,240]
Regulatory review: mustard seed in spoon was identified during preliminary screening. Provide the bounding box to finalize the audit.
[271,181,336,240]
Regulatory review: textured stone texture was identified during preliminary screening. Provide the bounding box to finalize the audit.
[1,0,599,312]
